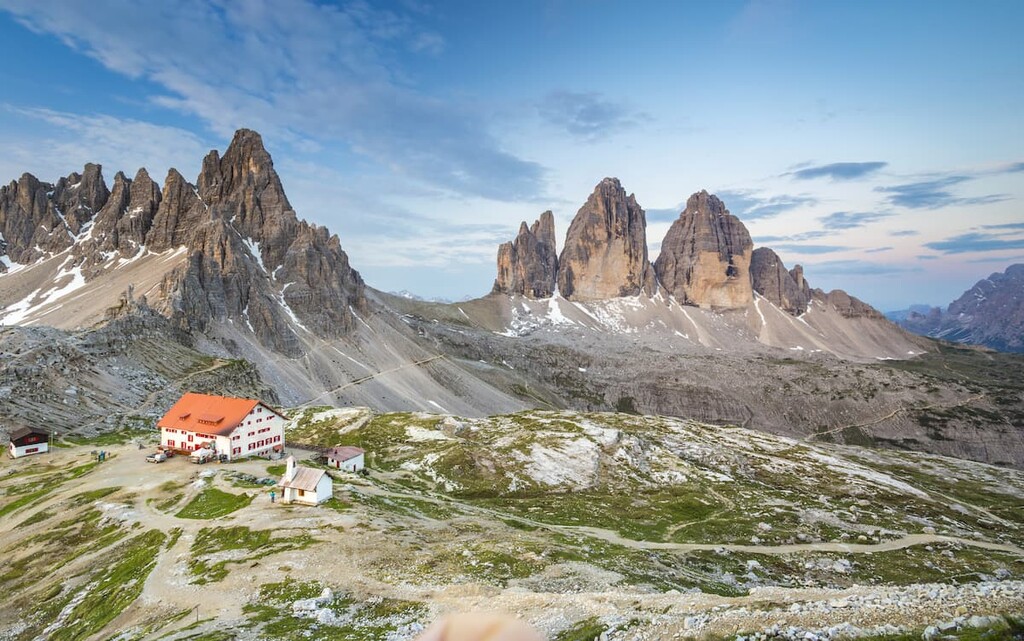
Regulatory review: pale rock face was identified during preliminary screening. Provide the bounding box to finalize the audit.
[557,178,656,301]
[750,247,811,315]
[654,190,753,309]
[493,210,558,298]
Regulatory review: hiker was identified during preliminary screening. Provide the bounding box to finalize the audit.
[270,489,276,504]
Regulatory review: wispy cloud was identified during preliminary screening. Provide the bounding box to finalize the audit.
[819,210,893,230]
[864,246,893,253]
[1,105,209,182]
[804,260,920,275]
[1,0,543,202]
[874,175,1009,209]
[890,229,920,237]
[771,243,850,254]
[924,232,1024,254]
[980,222,1024,230]
[790,161,887,181]
[754,230,829,243]
[716,189,817,221]
[538,91,648,142]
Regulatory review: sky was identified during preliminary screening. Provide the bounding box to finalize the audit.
[0,0,1022,311]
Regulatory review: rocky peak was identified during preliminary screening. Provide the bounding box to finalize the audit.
[813,288,884,320]
[653,189,754,309]
[120,168,161,252]
[146,168,202,252]
[195,128,297,269]
[557,178,655,300]
[146,128,365,354]
[493,210,559,298]
[0,172,74,262]
[87,171,133,252]
[52,163,109,234]
[901,263,1024,353]
[750,247,811,315]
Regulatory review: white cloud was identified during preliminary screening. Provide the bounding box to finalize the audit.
[0,106,209,183]
[2,0,543,201]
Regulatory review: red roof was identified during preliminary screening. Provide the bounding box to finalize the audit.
[157,393,280,436]
[326,446,365,461]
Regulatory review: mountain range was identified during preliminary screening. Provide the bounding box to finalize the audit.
[890,264,1024,353]
[1,129,1022,467]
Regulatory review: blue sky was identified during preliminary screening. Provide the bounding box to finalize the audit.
[0,0,1022,310]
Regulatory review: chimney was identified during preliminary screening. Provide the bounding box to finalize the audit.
[285,455,296,481]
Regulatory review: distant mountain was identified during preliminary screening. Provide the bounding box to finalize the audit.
[894,264,1024,353]
[886,304,942,323]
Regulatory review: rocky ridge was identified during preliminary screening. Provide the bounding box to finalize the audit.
[0,129,366,356]
[895,264,1024,353]
[750,247,811,315]
[493,180,880,319]
[493,211,558,298]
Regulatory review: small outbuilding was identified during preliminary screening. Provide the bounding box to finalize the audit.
[278,456,332,506]
[325,446,365,472]
[7,427,50,459]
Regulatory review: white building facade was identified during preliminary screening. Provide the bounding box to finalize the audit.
[158,393,286,461]
[279,456,332,505]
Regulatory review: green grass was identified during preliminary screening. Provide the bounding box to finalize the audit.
[69,486,121,507]
[176,487,253,519]
[42,529,167,641]
[266,464,286,477]
[241,579,426,641]
[0,461,101,518]
[187,526,317,584]
[555,617,606,641]
[15,508,54,528]
[63,425,156,446]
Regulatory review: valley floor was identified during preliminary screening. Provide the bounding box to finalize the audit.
[0,410,1022,641]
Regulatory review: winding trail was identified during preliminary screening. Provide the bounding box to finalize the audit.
[807,394,986,442]
[297,354,446,408]
[358,471,1024,558]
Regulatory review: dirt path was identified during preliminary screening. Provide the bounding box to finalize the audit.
[807,394,986,442]
[360,473,1024,557]
[298,354,446,407]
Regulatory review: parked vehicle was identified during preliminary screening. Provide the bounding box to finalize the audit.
[146,452,167,463]
[189,449,214,464]
[157,447,175,458]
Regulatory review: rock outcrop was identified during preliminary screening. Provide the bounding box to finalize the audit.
[751,247,811,314]
[0,173,76,263]
[146,168,203,252]
[52,163,109,234]
[654,190,753,309]
[557,178,656,300]
[897,264,1024,353]
[813,288,884,319]
[155,129,366,354]
[493,211,558,298]
[0,128,366,357]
